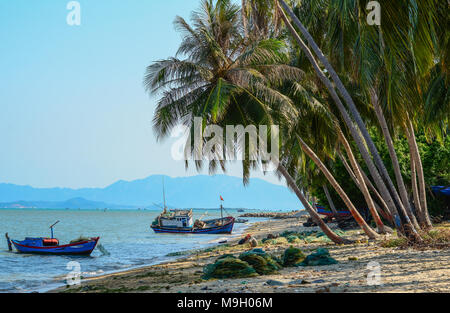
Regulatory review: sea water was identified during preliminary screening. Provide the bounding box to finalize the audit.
[0,209,263,293]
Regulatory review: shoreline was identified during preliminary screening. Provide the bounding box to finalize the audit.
[36,218,257,293]
[51,218,450,293]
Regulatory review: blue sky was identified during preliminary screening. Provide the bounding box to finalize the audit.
[0,0,282,188]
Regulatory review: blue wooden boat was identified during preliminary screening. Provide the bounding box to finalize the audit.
[151,215,235,234]
[150,180,235,234]
[5,221,100,256]
[316,205,352,218]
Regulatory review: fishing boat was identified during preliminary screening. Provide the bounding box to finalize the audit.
[150,180,234,234]
[151,209,235,234]
[5,221,99,256]
[316,205,352,218]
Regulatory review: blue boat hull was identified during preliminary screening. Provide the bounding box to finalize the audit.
[11,237,100,256]
[151,217,235,234]
[316,206,351,217]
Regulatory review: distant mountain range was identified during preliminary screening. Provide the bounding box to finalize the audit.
[0,175,303,210]
[0,197,126,210]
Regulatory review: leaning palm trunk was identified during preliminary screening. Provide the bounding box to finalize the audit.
[409,149,424,225]
[338,152,392,223]
[277,0,410,222]
[297,136,379,239]
[241,0,249,38]
[323,184,339,219]
[337,129,386,233]
[277,1,421,240]
[277,165,350,244]
[372,93,420,230]
[405,120,433,229]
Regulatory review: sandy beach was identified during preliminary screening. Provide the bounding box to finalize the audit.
[51,217,450,293]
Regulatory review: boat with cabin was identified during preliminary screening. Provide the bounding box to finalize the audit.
[150,180,234,234]
[150,208,235,234]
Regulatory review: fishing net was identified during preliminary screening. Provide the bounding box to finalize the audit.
[70,236,91,244]
[202,257,258,280]
[282,246,305,267]
[262,237,289,245]
[238,249,281,275]
[286,235,302,244]
[298,248,338,266]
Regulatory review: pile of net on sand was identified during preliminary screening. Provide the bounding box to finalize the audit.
[203,249,281,279]
[202,256,258,280]
[238,249,281,275]
[282,246,305,267]
[297,248,338,266]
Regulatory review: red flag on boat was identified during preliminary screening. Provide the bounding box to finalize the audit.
[220,196,224,201]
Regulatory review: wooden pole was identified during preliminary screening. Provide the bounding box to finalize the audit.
[5,233,12,251]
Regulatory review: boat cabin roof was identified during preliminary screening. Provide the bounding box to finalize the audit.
[159,209,193,219]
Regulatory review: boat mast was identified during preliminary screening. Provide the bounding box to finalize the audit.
[220,196,224,220]
[162,177,166,211]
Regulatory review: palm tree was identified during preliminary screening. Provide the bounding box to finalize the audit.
[144,0,348,244]
[275,0,443,240]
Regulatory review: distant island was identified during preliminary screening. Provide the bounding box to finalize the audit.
[0,175,302,210]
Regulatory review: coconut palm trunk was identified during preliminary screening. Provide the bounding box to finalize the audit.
[322,184,339,219]
[277,0,409,217]
[297,136,379,239]
[371,92,420,230]
[276,2,407,226]
[338,153,392,223]
[277,164,350,244]
[405,120,433,228]
[277,1,422,239]
[337,129,386,233]
[241,0,249,38]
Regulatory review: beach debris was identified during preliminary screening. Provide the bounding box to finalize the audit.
[249,237,258,248]
[238,234,252,245]
[298,248,339,267]
[348,256,358,261]
[202,256,258,280]
[289,279,311,285]
[315,287,331,293]
[265,279,285,286]
[312,279,326,284]
[239,249,281,275]
[282,246,305,267]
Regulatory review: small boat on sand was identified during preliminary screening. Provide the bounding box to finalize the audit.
[6,221,99,256]
[316,205,351,218]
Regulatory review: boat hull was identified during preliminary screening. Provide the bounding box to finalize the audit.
[11,237,100,256]
[151,217,235,234]
[316,206,351,217]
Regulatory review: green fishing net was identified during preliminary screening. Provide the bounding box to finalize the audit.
[282,246,305,267]
[298,248,338,266]
[238,249,281,275]
[202,256,258,280]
